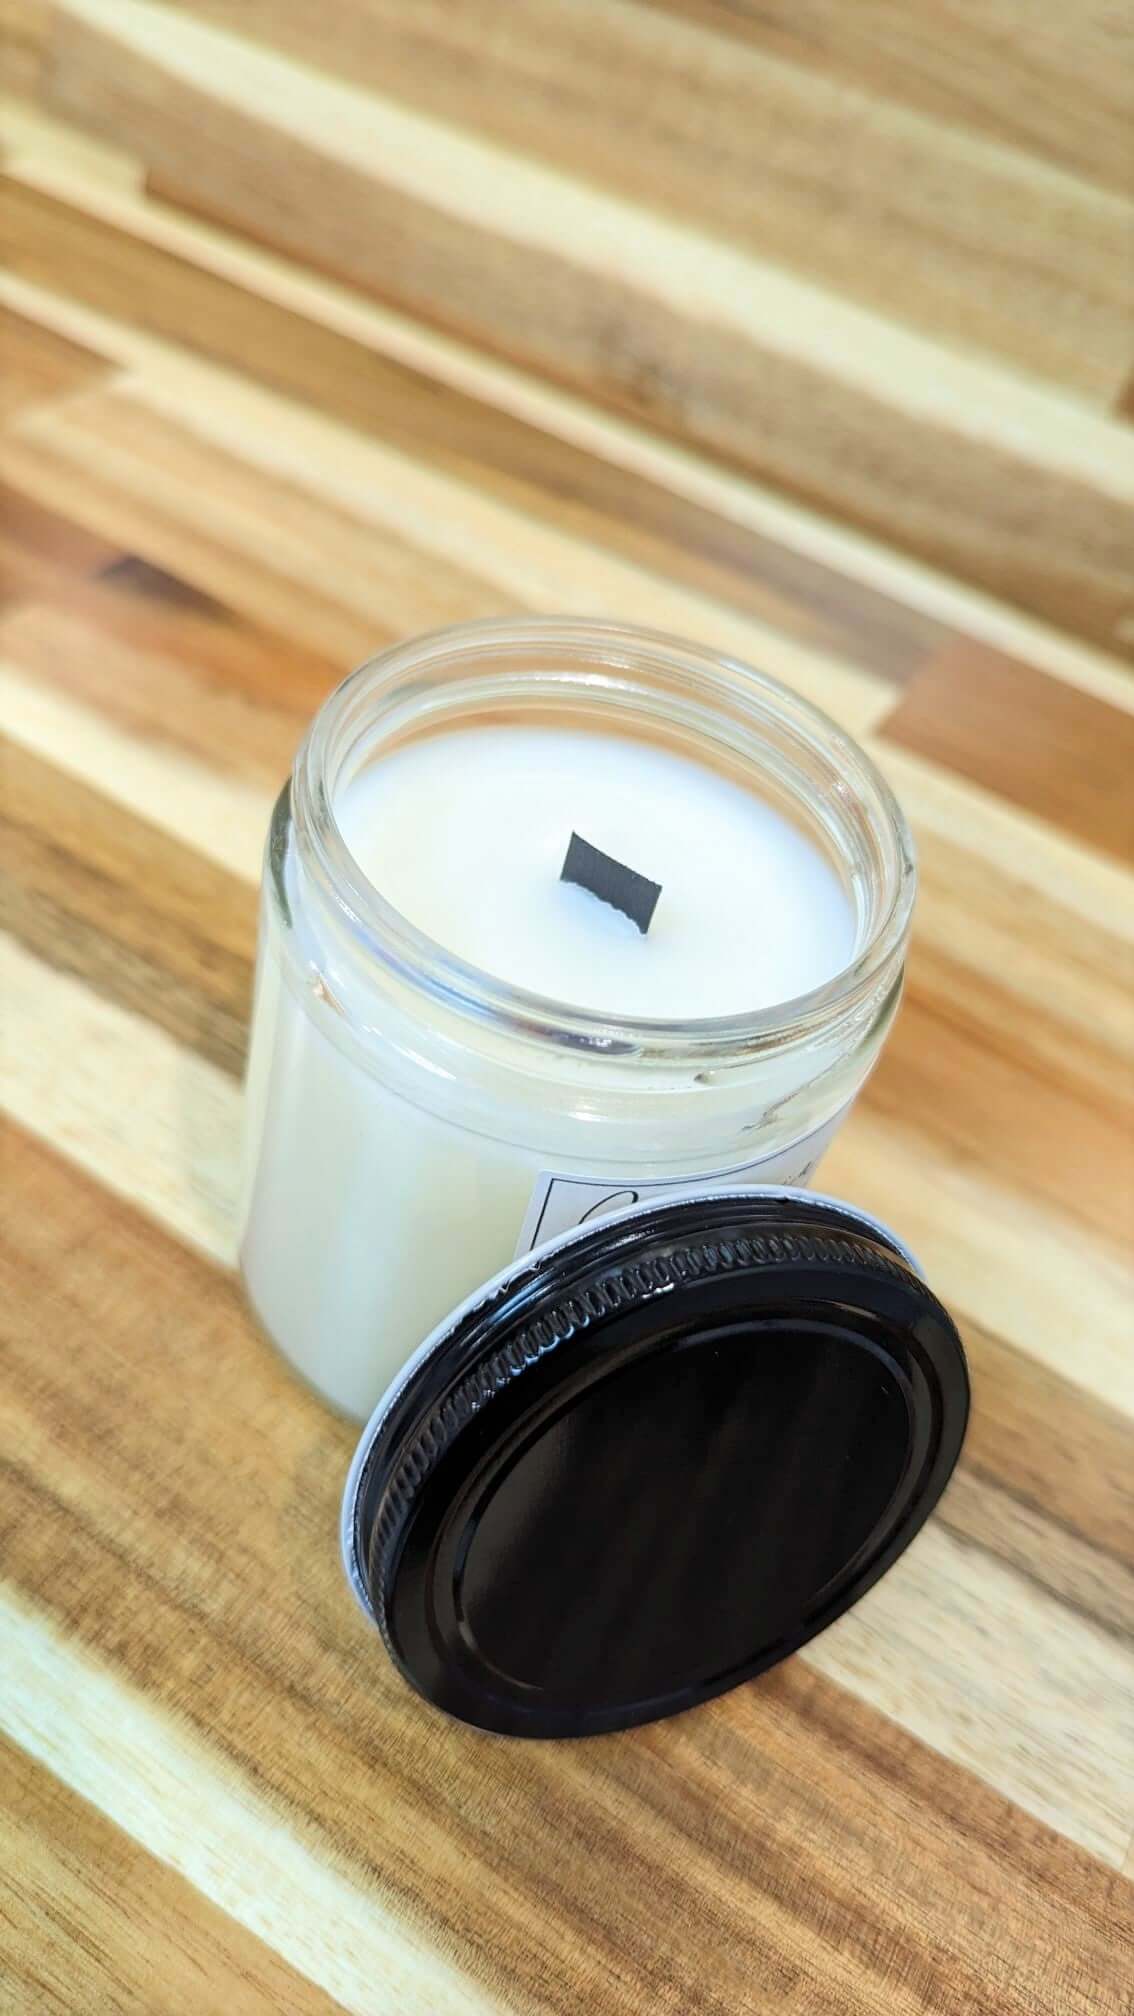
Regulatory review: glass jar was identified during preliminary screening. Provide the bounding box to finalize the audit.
[238,618,915,1419]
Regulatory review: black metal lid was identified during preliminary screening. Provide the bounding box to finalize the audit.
[342,1191,968,1739]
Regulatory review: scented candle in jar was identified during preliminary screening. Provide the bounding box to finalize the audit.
[239,619,915,1420]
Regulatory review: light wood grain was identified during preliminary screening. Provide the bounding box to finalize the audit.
[0,0,51,97]
[4,109,1133,708]
[873,946,1134,1256]
[1,14,1132,2003]
[1,933,242,1261]
[0,654,273,881]
[30,0,1134,654]
[0,1600,499,2016]
[643,0,1134,199]
[0,364,891,731]
[0,170,949,686]
[823,1110,1133,1420]
[138,0,1134,399]
[0,1736,349,2016]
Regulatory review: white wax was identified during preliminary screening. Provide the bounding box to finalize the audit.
[242,720,868,1420]
[335,727,854,1018]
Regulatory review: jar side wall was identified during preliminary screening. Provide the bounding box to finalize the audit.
[240,865,896,1419]
[240,897,583,1415]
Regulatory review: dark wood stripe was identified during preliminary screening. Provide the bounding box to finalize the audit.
[0,561,335,783]
[0,1737,347,2016]
[959,1320,1134,1574]
[2,1122,1128,2016]
[883,642,1134,859]
[2,177,948,683]
[0,481,119,609]
[865,940,1134,1251]
[941,1467,1133,1644]
[0,740,255,1076]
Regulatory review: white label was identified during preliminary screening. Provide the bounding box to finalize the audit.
[515,1105,850,1257]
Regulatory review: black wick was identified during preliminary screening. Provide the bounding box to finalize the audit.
[560,832,662,935]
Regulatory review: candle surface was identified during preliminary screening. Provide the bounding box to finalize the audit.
[336,727,854,1017]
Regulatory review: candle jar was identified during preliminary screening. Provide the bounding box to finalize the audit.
[242,619,967,1742]
[239,618,916,1423]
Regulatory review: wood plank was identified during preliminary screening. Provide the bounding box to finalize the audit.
[1,79,144,191]
[0,657,273,883]
[821,1107,1134,1419]
[0,481,117,607]
[0,462,382,676]
[0,172,949,685]
[144,0,1134,399]
[0,1736,348,2016]
[2,1119,1131,2011]
[0,0,51,99]
[0,736,256,1075]
[875,741,1134,943]
[805,1503,1134,1865]
[0,392,518,675]
[940,1467,1132,1646]
[0,935,241,1262]
[35,1,1134,655]
[0,568,333,783]
[4,169,1131,721]
[0,1605,501,2016]
[3,19,1132,1999]
[0,374,891,733]
[643,0,1134,199]
[0,300,109,418]
[867,945,1134,1253]
[10,128,1134,714]
[958,1322,1133,1575]
[883,641,1134,862]
[900,818,1134,1057]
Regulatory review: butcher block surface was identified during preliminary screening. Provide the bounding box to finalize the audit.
[2,16,1133,2012]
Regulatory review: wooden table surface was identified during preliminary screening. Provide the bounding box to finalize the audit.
[2,35,1134,2016]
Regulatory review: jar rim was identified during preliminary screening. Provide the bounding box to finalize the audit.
[292,617,916,1062]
